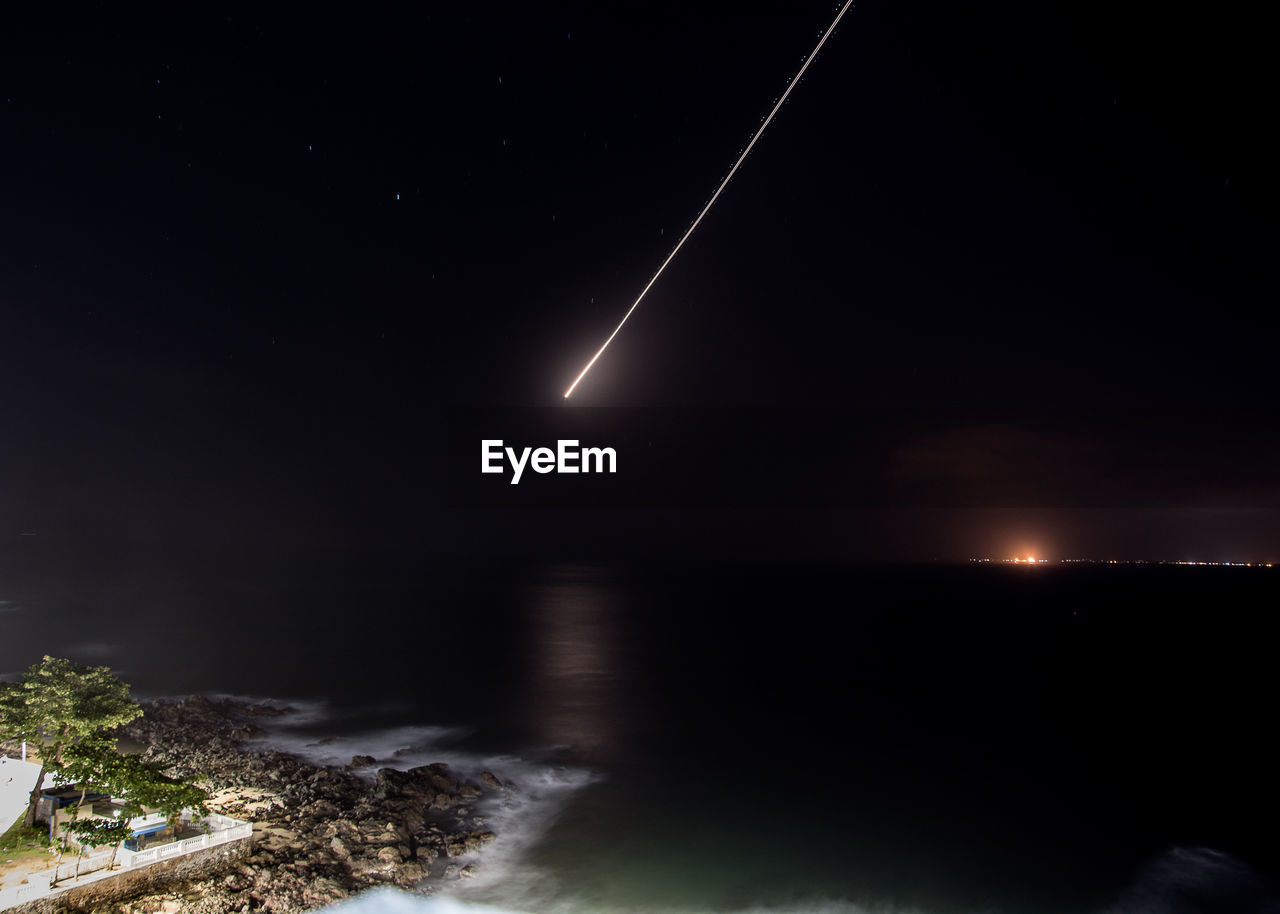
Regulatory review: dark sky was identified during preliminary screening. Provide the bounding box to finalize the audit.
[2,1,1277,561]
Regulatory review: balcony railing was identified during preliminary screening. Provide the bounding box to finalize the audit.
[0,816,252,910]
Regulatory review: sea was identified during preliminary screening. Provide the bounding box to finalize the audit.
[3,544,1278,914]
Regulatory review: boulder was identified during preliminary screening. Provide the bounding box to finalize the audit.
[108,696,500,909]
[429,773,459,793]
[479,771,503,789]
[303,798,340,819]
[392,859,430,885]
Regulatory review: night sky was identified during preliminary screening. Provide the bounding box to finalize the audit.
[3,1,1277,562]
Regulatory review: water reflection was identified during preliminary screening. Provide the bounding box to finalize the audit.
[524,565,628,763]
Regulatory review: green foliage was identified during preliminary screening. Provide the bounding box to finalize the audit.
[131,769,211,824]
[1,657,208,837]
[52,733,210,843]
[93,750,210,822]
[0,655,142,766]
[61,814,131,850]
[53,740,124,795]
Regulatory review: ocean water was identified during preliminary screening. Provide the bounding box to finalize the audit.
[2,546,1278,913]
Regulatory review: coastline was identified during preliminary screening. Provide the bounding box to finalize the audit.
[95,696,503,913]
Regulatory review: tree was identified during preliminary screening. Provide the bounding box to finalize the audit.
[0,656,142,826]
[46,743,118,886]
[115,751,210,831]
[53,738,120,810]
[58,816,130,884]
[54,743,210,874]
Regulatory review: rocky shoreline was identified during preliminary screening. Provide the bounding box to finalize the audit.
[93,696,503,913]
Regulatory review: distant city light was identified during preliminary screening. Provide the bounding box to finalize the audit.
[967,557,1273,568]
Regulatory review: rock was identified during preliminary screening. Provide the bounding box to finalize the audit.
[304,798,340,818]
[108,695,497,911]
[348,857,387,878]
[392,860,429,885]
[302,876,349,906]
[430,773,459,793]
[376,767,437,802]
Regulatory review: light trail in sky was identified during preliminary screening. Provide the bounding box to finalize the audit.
[563,0,856,398]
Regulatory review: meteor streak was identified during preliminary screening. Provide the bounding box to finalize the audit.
[563,0,856,398]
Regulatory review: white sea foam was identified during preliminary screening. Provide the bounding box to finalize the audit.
[195,698,1280,914]
[317,846,1280,914]
[320,886,922,914]
[252,720,467,771]
[1102,846,1278,914]
[217,694,342,726]
[242,698,597,909]
[467,900,915,914]
[444,762,598,910]
[323,888,529,913]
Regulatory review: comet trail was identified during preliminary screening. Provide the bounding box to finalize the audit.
[563,0,856,398]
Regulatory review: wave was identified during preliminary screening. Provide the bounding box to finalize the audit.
[173,697,1280,914]
[203,693,352,729]
[321,887,911,914]
[324,888,531,913]
[319,845,1280,914]
[239,698,598,908]
[1103,846,1280,914]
